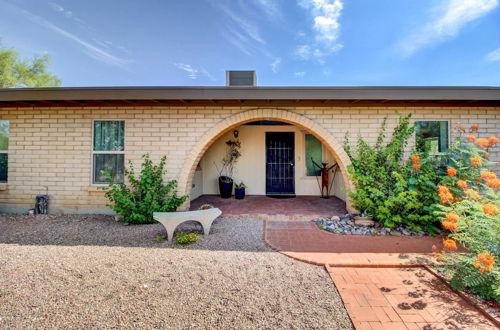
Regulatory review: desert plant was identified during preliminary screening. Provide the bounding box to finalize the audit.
[102,154,188,224]
[176,232,199,245]
[214,140,241,182]
[235,181,246,189]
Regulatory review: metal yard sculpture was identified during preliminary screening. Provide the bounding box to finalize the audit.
[311,158,339,198]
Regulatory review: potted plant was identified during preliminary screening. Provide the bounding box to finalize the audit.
[354,211,375,227]
[214,140,241,198]
[234,182,246,200]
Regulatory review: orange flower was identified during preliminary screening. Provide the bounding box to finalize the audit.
[472,253,495,273]
[475,138,490,148]
[443,238,458,251]
[489,136,499,146]
[411,155,420,164]
[441,221,458,232]
[447,167,457,176]
[438,185,454,204]
[481,171,497,182]
[413,163,421,170]
[471,157,482,167]
[470,125,479,132]
[445,213,459,223]
[487,179,500,189]
[456,180,467,189]
[466,135,476,142]
[482,203,498,216]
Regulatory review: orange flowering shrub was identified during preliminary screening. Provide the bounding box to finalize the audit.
[443,238,458,250]
[481,171,497,182]
[475,138,490,148]
[430,124,499,302]
[487,179,500,189]
[471,157,482,167]
[445,213,459,223]
[441,221,457,232]
[438,185,454,204]
[482,203,498,216]
[467,135,476,142]
[447,167,457,176]
[472,253,495,273]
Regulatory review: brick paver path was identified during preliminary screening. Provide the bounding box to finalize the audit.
[264,220,498,329]
[264,220,440,266]
[327,266,497,329]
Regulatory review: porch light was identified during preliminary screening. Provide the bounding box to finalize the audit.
[233,130,239,138]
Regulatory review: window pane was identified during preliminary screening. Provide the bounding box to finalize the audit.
[416,121,449,153]
[0,121,9,151]
[305,134,322,176]
[93,121,124,151]
[93,154,124,184]
[0,154,7,182]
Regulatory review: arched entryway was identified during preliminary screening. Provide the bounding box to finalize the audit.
[177,108,354,212]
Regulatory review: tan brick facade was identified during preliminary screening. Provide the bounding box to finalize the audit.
[0,106,499,214]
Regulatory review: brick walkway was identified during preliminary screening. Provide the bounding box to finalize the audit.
[327,266,497,329]
[263,220,498,329]
[191,195,347,220]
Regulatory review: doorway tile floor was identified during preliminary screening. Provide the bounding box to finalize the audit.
[190,195,347,220]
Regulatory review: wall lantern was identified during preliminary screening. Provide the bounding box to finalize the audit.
[233,130,239,138]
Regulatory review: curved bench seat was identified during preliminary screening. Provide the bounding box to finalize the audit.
[153,208,222,242]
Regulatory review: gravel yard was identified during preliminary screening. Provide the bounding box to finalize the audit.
[0,214,352,329]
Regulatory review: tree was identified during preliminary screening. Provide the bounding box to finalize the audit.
[0,42,61,88]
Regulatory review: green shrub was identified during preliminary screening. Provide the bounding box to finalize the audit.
[344,114,432,230]
[102,154,188,224]
[176,232,199,245]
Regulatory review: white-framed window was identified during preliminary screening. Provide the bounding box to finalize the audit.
[415,120,450,153]
[92,120,125,184]
[305,133,322,176]
[0,121,9,183]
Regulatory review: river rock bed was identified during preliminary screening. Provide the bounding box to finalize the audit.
[315,217,428,236]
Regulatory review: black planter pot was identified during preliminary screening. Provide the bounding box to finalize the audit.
[235,187,245,200]
[218,176,233,198]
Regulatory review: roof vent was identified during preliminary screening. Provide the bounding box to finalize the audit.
[226,70,256,86]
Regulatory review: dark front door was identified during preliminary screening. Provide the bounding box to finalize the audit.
[266,132,295,196]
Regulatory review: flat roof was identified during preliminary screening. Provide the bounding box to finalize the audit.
[1,86,500,107]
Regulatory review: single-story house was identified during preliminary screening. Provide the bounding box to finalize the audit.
[0,71,499,214]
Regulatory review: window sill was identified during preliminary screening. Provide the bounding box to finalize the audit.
[0,184,8,191]
[87,186,109,192]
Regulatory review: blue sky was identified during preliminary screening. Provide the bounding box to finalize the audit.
[1,0,500,87]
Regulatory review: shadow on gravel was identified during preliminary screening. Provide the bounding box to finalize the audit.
[0,214,268,251]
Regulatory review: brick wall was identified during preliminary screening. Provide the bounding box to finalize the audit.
[0,106,498,213]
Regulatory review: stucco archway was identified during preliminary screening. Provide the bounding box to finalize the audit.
[177,108,355,212]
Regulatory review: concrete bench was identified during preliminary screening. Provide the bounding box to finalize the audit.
[153,208,222,242]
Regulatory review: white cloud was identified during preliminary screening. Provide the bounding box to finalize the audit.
[251,0,283,21]
[297,0,344,63]
[11,4,129,67]
[295,45,312,60]
[398,0,498,56]
[294,71,306,77]
[271,58,281,73]
[218,4,265,44]
[174,63,215,81]
[48,2,64,12]
[485,47,500,62]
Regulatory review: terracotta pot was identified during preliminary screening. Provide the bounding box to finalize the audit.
[354,216,375,227]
